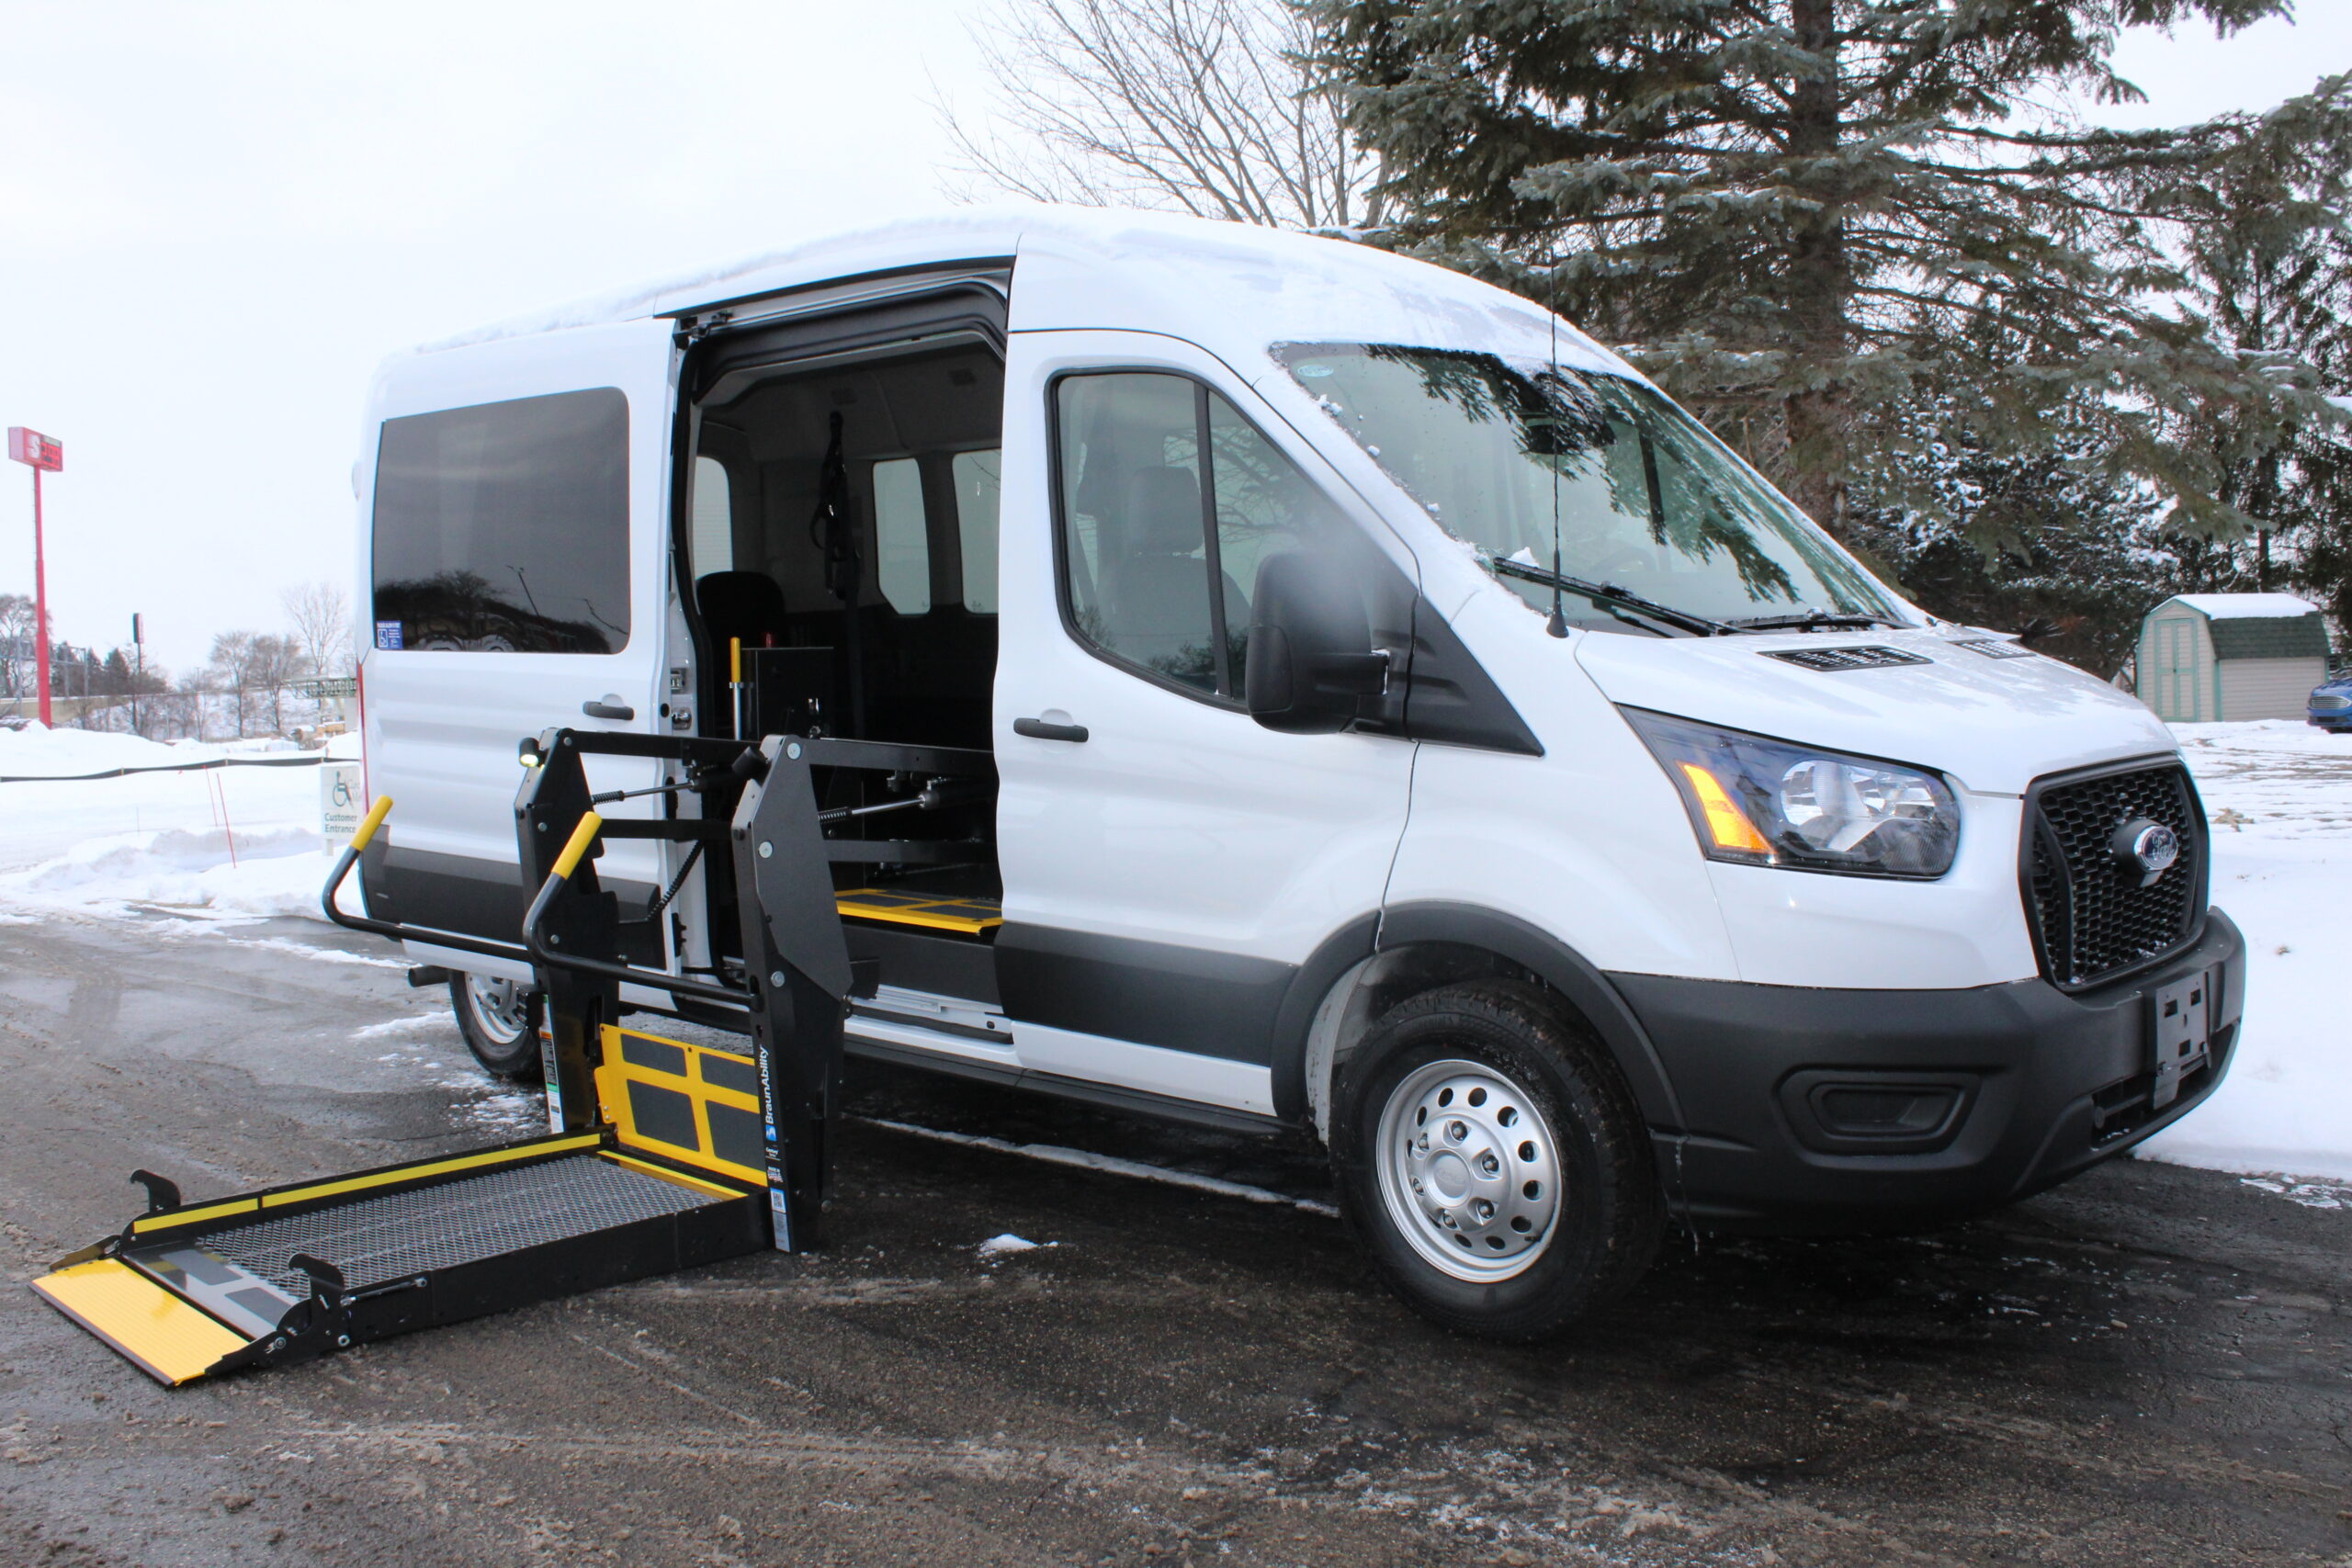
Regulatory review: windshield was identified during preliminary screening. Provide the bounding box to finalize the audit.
[1272,343,1912,634]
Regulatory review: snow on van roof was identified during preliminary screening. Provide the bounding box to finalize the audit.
[2168,592,2321,620]
[408,204,1629,379]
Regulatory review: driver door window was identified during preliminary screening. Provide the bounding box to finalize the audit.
[1053,372,1337,700]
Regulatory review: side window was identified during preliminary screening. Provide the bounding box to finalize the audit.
[689,456,732,576]
[952,448,1001,615]
[871,457,932,615]
[372,389,629,654]
[1054,372,1335,699]
[1057,373,1216,691]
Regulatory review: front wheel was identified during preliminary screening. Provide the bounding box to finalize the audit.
[447,973,544,1083]
[1331,979,1662,1341]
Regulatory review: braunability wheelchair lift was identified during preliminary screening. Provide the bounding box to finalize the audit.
[32,728,991,1385]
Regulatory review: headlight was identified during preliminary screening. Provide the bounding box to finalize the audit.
[1621,708,1961,878]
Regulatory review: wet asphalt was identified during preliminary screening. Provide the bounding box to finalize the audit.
[0,909,2346,1567]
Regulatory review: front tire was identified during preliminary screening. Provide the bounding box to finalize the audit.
[448,973,544,1083]
[1331,979,1661,1341]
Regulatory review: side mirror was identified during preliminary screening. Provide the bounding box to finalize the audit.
[1245,552,1390,735]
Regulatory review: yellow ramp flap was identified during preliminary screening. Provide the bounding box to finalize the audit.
[597,1026,768,1187]
[33,1259,249,1387]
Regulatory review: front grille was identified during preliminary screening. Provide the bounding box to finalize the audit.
[2025,762,2204,989]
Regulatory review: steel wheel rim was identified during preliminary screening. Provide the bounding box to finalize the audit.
[1374,1057,1562,1282]
[465,975,531,1045]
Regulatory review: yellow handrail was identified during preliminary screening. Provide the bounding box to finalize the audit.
[550,810,605,880]
[349,795,394,852]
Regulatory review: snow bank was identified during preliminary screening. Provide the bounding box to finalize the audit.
[0,724,232,778]
[2140,720,2352,1183]
[0,823,356,923]
[0,732,341,915]
[0,722,326,781]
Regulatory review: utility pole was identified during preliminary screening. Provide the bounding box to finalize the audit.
[6,428,64,728]
[131,613,144,737]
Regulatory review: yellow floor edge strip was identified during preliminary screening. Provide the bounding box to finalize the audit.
[128,1198,257,1236]
[259,1133,602,1209]
[32,1260,248,1387]
[834,897,1003,934]
[599,1151,746,1200]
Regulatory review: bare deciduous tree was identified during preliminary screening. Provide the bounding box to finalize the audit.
[939,0,1381,231]
[0,593,34,703]
[249,634,304,736]
[207,630,256,739]
[282,581,351,680]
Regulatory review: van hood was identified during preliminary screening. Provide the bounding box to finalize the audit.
[1570,626,2176,795]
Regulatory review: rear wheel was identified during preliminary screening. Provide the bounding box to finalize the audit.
[448,973,544,1082]
[1331,979,1661,1341]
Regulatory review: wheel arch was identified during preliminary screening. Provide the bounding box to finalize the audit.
[1269,902,1690,1149]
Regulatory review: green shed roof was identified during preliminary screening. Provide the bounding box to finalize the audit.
[2206,615,2331,660]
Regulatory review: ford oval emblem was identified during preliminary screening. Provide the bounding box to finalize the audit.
[2109,818,2179,887]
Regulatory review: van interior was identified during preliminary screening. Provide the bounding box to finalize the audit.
[678,331,1007,1002]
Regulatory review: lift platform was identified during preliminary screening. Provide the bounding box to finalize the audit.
[33,728,992,1385]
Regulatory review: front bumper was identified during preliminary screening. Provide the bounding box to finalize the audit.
[1614,910,2245,1231]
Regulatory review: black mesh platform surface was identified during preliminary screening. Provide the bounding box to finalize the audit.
[153,1154,723,1299]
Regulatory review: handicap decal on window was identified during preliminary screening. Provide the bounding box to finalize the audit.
[375,620,403,650]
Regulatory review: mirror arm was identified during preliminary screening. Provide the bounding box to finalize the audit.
[1308,648,1396,699]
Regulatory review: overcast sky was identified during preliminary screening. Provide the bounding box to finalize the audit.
[1,2,2346,674]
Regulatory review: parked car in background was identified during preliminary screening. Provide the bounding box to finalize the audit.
[2309,669,2352,732]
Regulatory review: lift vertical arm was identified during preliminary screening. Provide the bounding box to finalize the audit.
[729,737,854,1253]
[515,731,624,1134]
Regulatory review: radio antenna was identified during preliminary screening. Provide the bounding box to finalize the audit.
[1544,247,1568,639]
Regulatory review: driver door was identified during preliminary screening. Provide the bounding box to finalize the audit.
[991,331,1419,1116]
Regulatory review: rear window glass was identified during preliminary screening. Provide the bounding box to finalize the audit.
[371,389,630,654]
[871,457,933,615]
[689,455,732,576]
[953,448,1001,614]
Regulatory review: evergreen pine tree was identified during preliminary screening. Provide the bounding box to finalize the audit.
[1312,0,2347,549]
[2140,85,2352,625]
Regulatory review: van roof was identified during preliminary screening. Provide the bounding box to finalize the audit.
[410,204,1630,381]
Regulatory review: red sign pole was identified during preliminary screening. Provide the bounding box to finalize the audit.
[31,467,49,727]
[7,427,63,728]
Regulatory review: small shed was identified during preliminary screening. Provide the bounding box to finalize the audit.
[2138,592,2330,722]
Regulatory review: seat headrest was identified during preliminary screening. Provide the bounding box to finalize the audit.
[696,570,787,637]
[1120,467,1203,556]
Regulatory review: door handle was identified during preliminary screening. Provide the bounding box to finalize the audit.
[582,697,635,721]
[1012,716,1089,743]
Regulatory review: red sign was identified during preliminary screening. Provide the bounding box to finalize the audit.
[6,428,62,471]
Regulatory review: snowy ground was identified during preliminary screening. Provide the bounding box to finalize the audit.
[0,725,355,919]
[2,717,2346,1186]
[2139,720,2352,1186]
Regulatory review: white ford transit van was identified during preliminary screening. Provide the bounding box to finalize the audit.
[356,207,2241,1338]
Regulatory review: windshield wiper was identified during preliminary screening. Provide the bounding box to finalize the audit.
[1487,557,1732,637]
[1725,610,1900,633]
